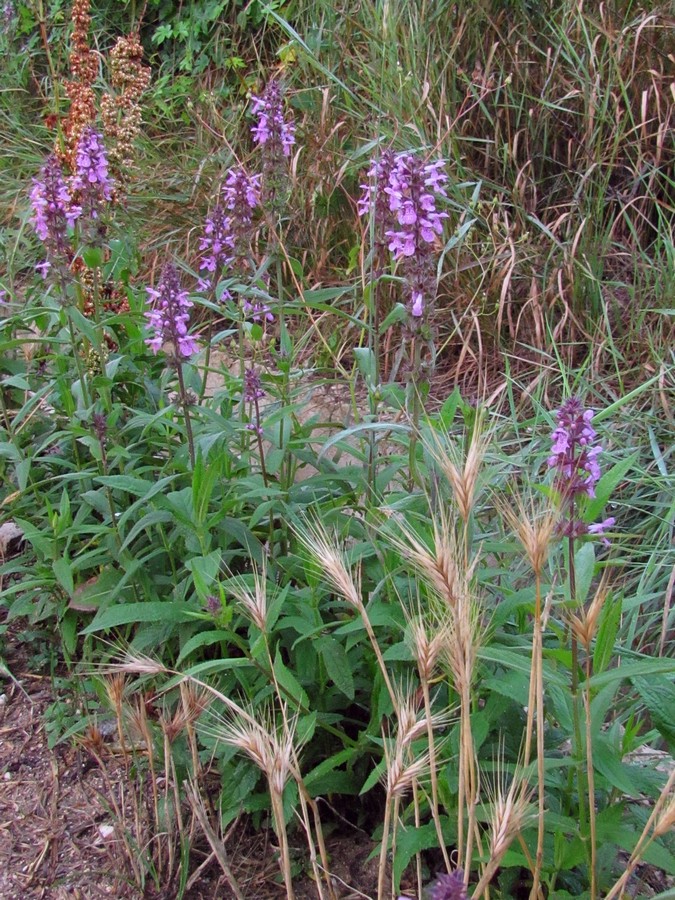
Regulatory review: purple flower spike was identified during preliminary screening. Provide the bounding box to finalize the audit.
[198,202,235,293]
[242,298,274,323]
[243,368,265,403]
[548,398,603,500]
[548,397,615,542]
[221,167,261,269]
[360,149,448,324]
[30,154,80,280]
[429,869,467,900]
[145,263,198,359]
[71,127,113,223]
[251,79,295,157]
[250,79,294,209]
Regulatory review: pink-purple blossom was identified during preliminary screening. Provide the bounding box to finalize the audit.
[145,263,198,359]
[359,149,448,322]
[198,168,261,299]
[222,167,261,268]
[242,298,274,323]
[429,870,467,900]
[198,202,235,293]
[548,397,615,542]
[243,368,265,403]
[251,79,294,209]
[30,154,81,280]
[251,79,295,157]
[548,397,603,499]
[71,127,113,223]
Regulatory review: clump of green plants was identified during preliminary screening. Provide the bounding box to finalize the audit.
[0,0,673,897]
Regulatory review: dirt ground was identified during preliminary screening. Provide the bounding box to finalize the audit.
[0,620,393,900]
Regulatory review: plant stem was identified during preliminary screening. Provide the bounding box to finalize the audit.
[176,362,195,467]
[568,533,589,860]
[408,334,422,490]
[67,313,91,409]
[529,573,545,900]
[584,655,597,900]
[377,792,392,900]
[421,677,451,872]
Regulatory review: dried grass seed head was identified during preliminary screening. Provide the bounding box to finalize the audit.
[498,493,557,576]
[389,510,464,610]
[228,562,269,632]
[426,421,490,522]
[296,519,363,611]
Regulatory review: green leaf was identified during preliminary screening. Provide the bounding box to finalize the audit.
[585,452,638,521]
[53,558,74,596]
[317,636,354,700]
[592,734,659,797]
[633,677,675,750]
[82,246,105,269]
[436,387,462,430]
[81,601,198,633]
[177,630,231,665]
[185,551,221,599]
[392,819,456,891]
[95,475,156,495]
[593,593,621,676]
[353,347,376,388]
[574,542,595,603]
[378,303,407,332]
[273,645,309,710]
[304,747,357,790]
[478,646,566,687]
[589,658,675,690]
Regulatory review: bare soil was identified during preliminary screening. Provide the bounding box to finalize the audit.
[0,622,392,899]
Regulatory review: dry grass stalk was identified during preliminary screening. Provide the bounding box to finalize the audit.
[497,493,556,899]
[425,421,490,524]
[439,585,483,877]
[218,707,297,899]
[471,771,533,898]
[227,560,269,632]
[605,768,675,900]
[391,510,466,611]
[297,518,398,710]
[184,779,245,900]
[105,672,128,756]
[570,577,611,652]
[405,609,454,873]
[406,610,448,681]
[296,518,363,611]
[378,718,432,900]
[497,495,556,579]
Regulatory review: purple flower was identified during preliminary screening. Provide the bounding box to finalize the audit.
[548,397,615,542]
[30,154,80,279]
[0,288,7,305]
[221,167,261,270]
[1,2,16,34]
[547,398,603,500]
[243,368,265,403]
[251,79,294,209]
[251,79,295,157]
[145,263,198,359]
[205,594,222,616]
[360,149,448,324]
[198,202,235,293]
[357,148,397,225]
[71,127,113,225]
[429,870,467,900]
[242,298,274,323]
